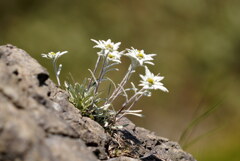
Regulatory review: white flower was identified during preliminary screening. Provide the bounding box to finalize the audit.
[41,51,68,61]
[139,66,168,92]
[41,51,68,86]
[106,51,122,63]
[125,47,156,67]
[91,39,121,54]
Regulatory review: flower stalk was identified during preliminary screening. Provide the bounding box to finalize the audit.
[106,64,134,105]
[41,51,68,86]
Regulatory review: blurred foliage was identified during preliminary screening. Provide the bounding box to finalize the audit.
[1,0,240,160]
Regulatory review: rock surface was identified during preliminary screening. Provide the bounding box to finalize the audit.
[0,45,196,161]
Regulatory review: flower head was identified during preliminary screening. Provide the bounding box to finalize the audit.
[139,66,168,92]
[91,39,121,54]
[41,51,68,61]
[106,51,122,63]
[41,51,68,86]
[125,47,156,67]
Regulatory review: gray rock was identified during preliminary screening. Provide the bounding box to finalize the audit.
[0,45,98,161]
[0,44,196,161]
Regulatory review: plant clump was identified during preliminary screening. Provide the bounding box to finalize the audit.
[41,39,168,131]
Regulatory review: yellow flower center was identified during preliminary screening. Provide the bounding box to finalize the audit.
[50,52,56,56]
[108,54,115,59]
[147,78,154,85]
[106,44,113,50]
[137,51,144,59]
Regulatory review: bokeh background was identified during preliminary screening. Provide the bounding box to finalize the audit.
[1,0,240,160]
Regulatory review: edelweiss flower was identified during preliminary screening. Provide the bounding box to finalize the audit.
[106,51,122,63]
[139,66,168,92]
[91,39,121,54]
[41,51,68,61]
[125,47,156,67]
[41,51,68,86]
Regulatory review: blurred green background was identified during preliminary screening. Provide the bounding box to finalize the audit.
[1,0,240,160]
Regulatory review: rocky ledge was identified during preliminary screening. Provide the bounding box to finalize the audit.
[0,45,196,161]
